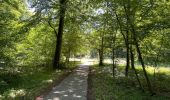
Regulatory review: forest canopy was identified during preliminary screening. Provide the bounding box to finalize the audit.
[0,0,170,99]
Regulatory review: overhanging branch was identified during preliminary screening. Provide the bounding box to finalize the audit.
[48,20,58,37]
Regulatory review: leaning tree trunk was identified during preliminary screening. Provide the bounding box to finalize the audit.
[130,44,144,92]
[123,2,154,94]
[131,26,154,94]
[53,0,67,69]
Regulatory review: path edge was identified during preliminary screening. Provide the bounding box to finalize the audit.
[36,66,79,99]
[87,66,95,100]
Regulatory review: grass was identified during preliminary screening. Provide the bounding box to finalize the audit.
[132,65,170,95]
[0,61,80,100]
[90,64,170,100]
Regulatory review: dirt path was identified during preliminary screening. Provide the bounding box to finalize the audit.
[43,64,89,100]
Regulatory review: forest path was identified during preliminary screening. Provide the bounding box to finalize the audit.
[43,62,89,100]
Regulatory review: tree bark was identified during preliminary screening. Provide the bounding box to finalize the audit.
[130,44,144,91]
[133,31,154,94]
[125,30,130,77]
[99,49,103,66]
[99,36,104,66]
[115,12,130,76]
[53,0,67,69]
[112,34,116,77]
[123,1,154,94]
[112,47,116,77]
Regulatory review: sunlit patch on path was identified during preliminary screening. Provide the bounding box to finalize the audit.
[43,61,90,100]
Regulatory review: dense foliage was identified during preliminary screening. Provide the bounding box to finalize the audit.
[0,0,170,99]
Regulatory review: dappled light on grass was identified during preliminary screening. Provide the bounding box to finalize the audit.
[107,64,170,93]
[90,65,170,100]
[1,0,170,99]
[0,64,78,99]
[4,89,26,98]
[43,79,53,84]
[133,65,170,76]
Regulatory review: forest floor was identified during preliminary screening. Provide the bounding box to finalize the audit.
[0,62,80,99]
[42,64,89,100]
[88,64,170,100]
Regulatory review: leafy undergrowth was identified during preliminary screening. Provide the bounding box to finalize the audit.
[90,65,170,100]
[0,61,80,99]
[118,65,170,95]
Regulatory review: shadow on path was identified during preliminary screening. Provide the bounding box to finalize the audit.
[43,64,89,100]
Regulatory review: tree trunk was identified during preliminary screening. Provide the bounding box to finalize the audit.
[115,12,130,76]
[53,0,67,69]
[112,34,116,77]
[125,30,130,77]
[130,44,144,91]
[112,47,116,77]
[134,35,153,94]
[99,36,104,66]
[99,49,103,66]
[123,2,154,94]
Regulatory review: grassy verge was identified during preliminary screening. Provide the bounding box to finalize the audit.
[89,64,170,100]
[118,65,170,95]
[0,61,80,100]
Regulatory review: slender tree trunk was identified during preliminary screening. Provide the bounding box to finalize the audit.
[112,47,116,77]
[131,26,154,94]
[99,49,103,66]
[125,30,130,77]
[123,2,154,94]
[53,0,67,69]
[134,35,153,94]
[130,23,153,94]
[130,44,144,91]
[99,37,104,66]
[115,12,130,76]
[112,34,117,77]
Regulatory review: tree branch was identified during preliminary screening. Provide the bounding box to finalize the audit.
[48,20,58,37]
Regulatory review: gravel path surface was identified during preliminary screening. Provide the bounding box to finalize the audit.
[43,64,89,100]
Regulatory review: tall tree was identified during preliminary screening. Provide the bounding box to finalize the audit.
[53,0,68,69]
